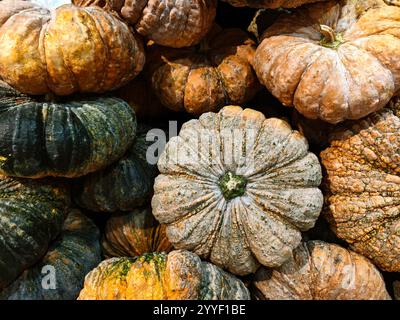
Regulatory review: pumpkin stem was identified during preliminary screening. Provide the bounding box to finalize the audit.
[319,25,343,49]
[219,171,247,201]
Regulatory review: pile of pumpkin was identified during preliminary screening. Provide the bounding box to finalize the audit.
[0,0,399,300]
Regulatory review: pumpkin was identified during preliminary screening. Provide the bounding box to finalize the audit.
[102,207,173,258]
[0,0,145,96]
[73,124,156,212]
[147,27,260,115]
[0,209,101,300]
[72,0,216,48]
[320,97,400,272]
[152,106,323,275]
[253,0,400,124]
[222,0,326,8]
[78,250,250,300]
[252,241,391,300]
[0,175,70,290]
[0,81,136,178]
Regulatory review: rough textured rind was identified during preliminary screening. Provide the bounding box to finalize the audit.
[0,82,136,178]
[73,125,156,212]
[152,106,323,275]
[321,98,400,272]
[0,209,101,300]
[78,250,250,300]
[0,176,70,290]
[222,0,325,8]
[0,0,145,95]
[147,27,260,115]
[252,241,391,300]
[253,0,400,124]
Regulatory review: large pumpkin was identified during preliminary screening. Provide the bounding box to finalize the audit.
[147,27,260,115]
[321,98,400,272]
[0,0,144,95]
[252,241,391,300]
[152,106,323,275]
[253,0,400,124]
[73,125,156,212]
[0,175,70,290]
[222,0,326,8]
[0,81,136,178]
[78,250,250,300]
[102,207,173,258]
[0,209,101,300]
[72,0,216,48]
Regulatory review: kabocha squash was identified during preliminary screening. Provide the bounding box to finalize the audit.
[222,0,326,8]
[0,209,101,300]
[102,207,173,258]
[253,0,400,124]
[0,0,145,96]
[147,27,260,115]
[0,175,69,290]
[320,98,400,272]
[152,106,323,275]
[78,250,250,300]
[72,0,216,48]
[73,125,156,212]
[252,241,391,300]
[0,82,136,178]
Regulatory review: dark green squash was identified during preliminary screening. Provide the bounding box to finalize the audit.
[0,81,136,178]
[0,209,101,300]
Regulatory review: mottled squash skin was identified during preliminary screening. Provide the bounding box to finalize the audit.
[0,209,101,300]
[0,82,136,178]
[222,0,326,8]
[78,250,250,300]
[252,241,391,300]
[0,176,70,290]
[73,125,156,212]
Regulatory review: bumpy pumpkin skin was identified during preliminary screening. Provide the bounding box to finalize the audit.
[253,0,400,124]
[222,0,326,8]
[152,106,323,275]
[0,82,136,179]
[252,241,391,300]
[147,27,260,115]
[78,250,250,300]
[102,207,173,258]
[0,176,70,290]
[0,0,145,96]
[0,209,101,300]
[73,125,156,212]
[320,98,400,272]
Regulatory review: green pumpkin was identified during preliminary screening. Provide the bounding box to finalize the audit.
[0,209,101,300]
[0,81,136,178]
[0,175,70,289]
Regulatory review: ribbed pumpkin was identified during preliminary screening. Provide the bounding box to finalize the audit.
[253,0,400,124]
[252,241,391,300]
[72,0,216,48]
[147,27,260,115]
[152,106,323,275]
[321,97,400,272]
[0,81,136,178]
[78,250,250,300]
[0,0,144,95]
[0,209,101,300]
[73,125,156,212]
[102,207,173,258]
[0,175,70,290]
[222,0,326,8]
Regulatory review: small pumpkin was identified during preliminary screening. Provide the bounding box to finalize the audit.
[78,250,250,300]
[0,0,145,95]
[147,27,260,115]
[102,207,173,258]
[320,97,400,272]
[0,175,70,290]
[152,106,323,275]
[0,209,101,300]
[0,82,136,178]
[252,241,391,300]
[253,0,400,124]
[222,0,326,8]
[72,0,217,48]
[73,125,156,212]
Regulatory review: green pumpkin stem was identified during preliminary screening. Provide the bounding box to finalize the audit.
[219,171,247,200]
[319,24,343,49]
